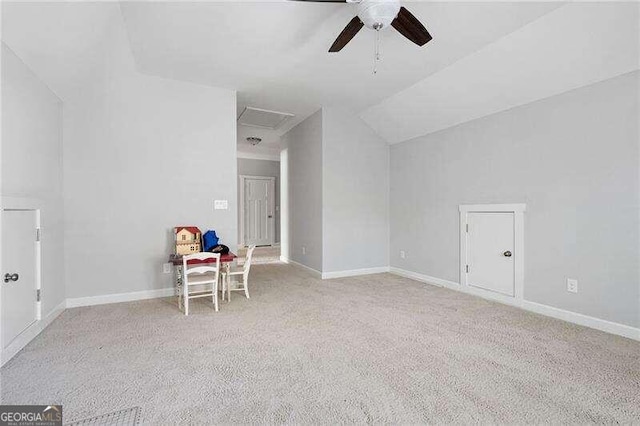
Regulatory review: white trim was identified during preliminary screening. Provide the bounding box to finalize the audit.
[239,175,276,247]
[1,299,65,366]
[520,300,640,341]
[280,255,290,263]
[322,266,390,280]
[390,267,459,288]
[237,107,294,130]
[0,197,43,366]
[389,267,640,341]
[237,151,281,161]
[287,259,322,279]
[66,288,175,308]
[459,203,526,301]
[279,148,289,263]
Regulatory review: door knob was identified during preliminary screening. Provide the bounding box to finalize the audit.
[268,215,273,218]
[503,251,512,257]
[4,273,19,283]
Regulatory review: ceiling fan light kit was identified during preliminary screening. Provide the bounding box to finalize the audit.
[246,137,262,146]
[358,0,400,30]
[293,0,432,70]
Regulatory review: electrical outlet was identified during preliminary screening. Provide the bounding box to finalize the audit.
[302,246,306,255]
[162,263,172,274]
[567,278,578,293]
[400,250,406,259]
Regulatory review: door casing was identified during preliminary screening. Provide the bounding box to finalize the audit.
[459,204,525,303]
[0,197,42,366]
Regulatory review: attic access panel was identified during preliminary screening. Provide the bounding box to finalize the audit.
[238,107,294,130]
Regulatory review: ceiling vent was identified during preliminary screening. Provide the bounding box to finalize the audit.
[238,107,294,130]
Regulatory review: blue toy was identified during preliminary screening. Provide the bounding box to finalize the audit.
[202,230,219,252]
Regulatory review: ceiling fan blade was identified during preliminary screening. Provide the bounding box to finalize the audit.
[391,6,432,47]
[329,16,364,52]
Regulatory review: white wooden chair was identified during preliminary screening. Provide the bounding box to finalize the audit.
[221,245,255,302]
[182,252,221,315]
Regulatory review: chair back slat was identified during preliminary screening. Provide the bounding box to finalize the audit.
[184,252,220,262]
[183,252,221,274]
[187,266,218,275]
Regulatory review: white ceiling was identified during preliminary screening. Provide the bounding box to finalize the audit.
[1,2,121,100]
[360,2,640,143]
[3,1,636,150]
[118,1,563,135]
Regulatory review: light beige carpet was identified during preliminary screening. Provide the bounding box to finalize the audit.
[238,246,281,264]
[1,264,639,424]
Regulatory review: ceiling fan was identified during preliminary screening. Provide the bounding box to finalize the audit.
[292,0,432,53]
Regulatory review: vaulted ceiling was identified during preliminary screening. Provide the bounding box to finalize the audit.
[118,1,562,130]
[2,2,120,101]
[361,2,640,143]
[3,1,638,153]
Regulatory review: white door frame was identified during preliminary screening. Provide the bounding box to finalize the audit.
[459,204,526,303]
[0,196,43,365]
[239,175,276,247]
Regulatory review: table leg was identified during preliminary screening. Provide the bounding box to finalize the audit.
[176,264,183,312]
[223,263,231,303]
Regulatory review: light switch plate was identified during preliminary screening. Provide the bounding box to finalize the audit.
[214,200,228,210]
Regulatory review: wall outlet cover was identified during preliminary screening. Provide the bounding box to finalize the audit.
[400,250,406,259]
[302,246,306,255]
[162,263,172,274]
[214,200,228,210]
[567,278,578,293]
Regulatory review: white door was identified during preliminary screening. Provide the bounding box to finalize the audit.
[467,212,515,296]
[2,210,39,349]
[244,178,274,246]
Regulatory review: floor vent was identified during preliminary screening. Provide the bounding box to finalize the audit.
[238,107,294,130]
[65,407,142,426]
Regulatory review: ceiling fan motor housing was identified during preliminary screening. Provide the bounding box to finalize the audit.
[357,0,401,30]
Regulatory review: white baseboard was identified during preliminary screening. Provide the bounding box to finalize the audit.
[390,267,640,341]
[284,260,390,280]
[2,288,176,365]
[287,259,322,279]
[66,287,175,308]
[520,300,640,341]
[390,267,459,288]
[322,266,390,280]
[1,299,66,366]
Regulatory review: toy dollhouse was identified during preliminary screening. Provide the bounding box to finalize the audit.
[174,226,202,255]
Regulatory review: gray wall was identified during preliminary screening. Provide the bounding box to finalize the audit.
[1,44,66,315]
[282,110,323,271]
[63,19,237,299]
[390,71,639,327]
[323,108,389,272]
[237,158,280,244]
